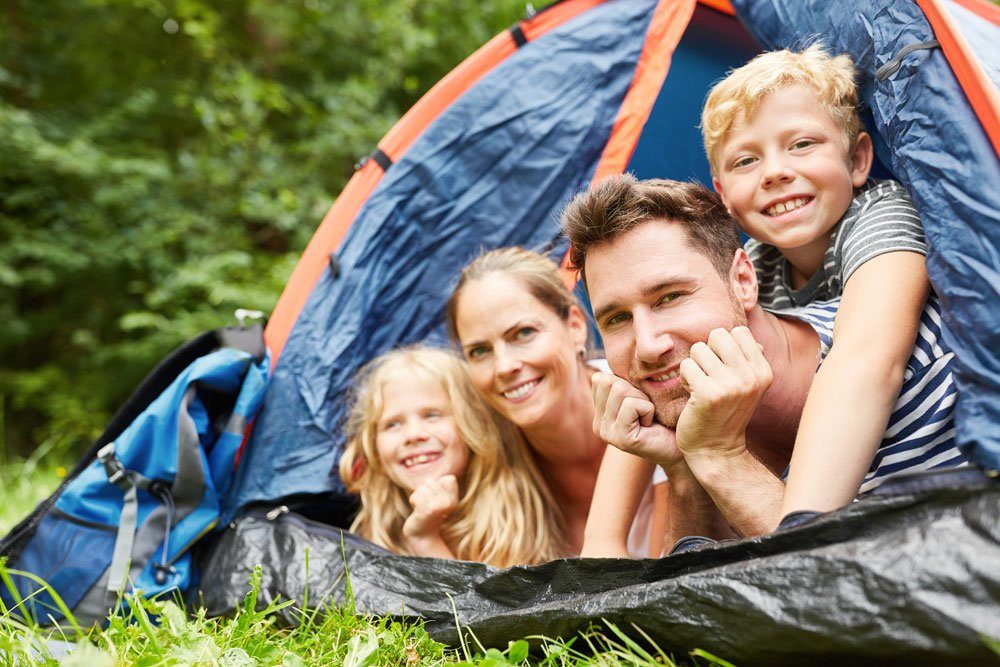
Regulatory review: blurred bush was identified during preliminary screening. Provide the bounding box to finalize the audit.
[0,0,524,459]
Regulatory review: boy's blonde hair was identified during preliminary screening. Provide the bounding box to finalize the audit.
[338,345,565,567]
[701,44,862,176]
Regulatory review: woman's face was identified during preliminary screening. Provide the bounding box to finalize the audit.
[374,366,470,495]
[454,273,588,431]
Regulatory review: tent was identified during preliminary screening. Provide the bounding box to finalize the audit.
[4,0,999,663]
[228,0,1000,519]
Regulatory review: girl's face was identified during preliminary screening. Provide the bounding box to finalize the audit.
[455,273,588,431]
[374,366,470,495]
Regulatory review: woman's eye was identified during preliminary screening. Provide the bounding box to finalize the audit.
[515,326,536,340]
[467,345,489,359]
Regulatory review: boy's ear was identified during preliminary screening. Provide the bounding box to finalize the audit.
[729,248,759,313]
[712,176,729,208]
[712,176,731,211]
[849,131,874,188]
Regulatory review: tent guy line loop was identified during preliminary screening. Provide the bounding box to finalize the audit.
[875,40,940,81]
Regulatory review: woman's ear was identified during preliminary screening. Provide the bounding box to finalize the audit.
[567,304,588,351]
[850,131,874,188]
[730,248,759,314]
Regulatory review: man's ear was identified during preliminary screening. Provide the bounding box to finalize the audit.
[849,131,874,188]
[729,248,759,313]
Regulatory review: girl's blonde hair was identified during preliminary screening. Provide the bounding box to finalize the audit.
[338,345,565,566]
[701,44,862,176]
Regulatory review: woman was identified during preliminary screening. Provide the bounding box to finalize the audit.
[445,247,665,557]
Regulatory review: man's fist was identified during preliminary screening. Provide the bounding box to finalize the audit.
[591,371,682,470]
[676,326,772,458]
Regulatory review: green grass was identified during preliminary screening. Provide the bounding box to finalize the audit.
[0,456,64,536]
[0,562,738,667]
[0,459,735,666]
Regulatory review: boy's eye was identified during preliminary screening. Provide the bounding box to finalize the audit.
[791,139,815,150]
[731,155,756,169]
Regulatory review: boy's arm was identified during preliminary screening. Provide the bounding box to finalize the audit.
[581,447,655,557]
[780,251,928,521]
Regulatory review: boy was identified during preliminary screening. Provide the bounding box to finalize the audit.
[703,45,931,521]
[580,45,934,556]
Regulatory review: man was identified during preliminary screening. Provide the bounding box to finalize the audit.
[561,174,965,546]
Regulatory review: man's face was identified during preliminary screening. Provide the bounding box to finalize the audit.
[586,220,747,427]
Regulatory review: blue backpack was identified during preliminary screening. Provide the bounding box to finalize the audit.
[0,325,269,625]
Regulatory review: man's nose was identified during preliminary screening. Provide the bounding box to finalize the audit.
[633,311,674,365]
[494,343,522,377]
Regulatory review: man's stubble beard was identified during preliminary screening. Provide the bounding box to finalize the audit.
[644,284,748,430]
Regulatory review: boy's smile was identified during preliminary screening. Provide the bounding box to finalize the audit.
[712,83,872,281]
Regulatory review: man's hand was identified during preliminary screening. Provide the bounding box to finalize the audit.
[591,371,683,471]
[402,475,460,541]
[676,326,772,460]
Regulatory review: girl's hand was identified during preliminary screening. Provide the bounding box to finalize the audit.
[403,475,460,540]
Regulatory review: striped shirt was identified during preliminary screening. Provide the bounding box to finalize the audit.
[748,179,927,310]
[776,298,968,494]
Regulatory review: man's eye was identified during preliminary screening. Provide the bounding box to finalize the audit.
[657,292,681,306]
[605,312,630,327]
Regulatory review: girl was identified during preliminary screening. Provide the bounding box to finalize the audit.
[338,345,563,567]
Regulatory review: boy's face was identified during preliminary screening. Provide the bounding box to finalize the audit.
[712,84,872,258]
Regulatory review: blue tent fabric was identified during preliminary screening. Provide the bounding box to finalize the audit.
[229,0,663,511]
[627,4,760,183]
[733,0,1000,471]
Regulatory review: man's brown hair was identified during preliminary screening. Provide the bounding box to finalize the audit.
[561,174,741,280]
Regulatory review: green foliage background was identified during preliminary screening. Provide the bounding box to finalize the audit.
[0,0,525,460]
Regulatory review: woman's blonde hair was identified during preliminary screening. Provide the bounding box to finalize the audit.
[445,246,582,346]
[338,345,565,566]
[701,44,862,176]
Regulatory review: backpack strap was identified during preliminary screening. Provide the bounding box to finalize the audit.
[97,443,154,594]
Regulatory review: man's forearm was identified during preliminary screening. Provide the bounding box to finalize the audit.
[685,448,784,537]
[663,463,734,547]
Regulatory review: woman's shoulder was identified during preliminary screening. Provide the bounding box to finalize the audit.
[586,357,611,373]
